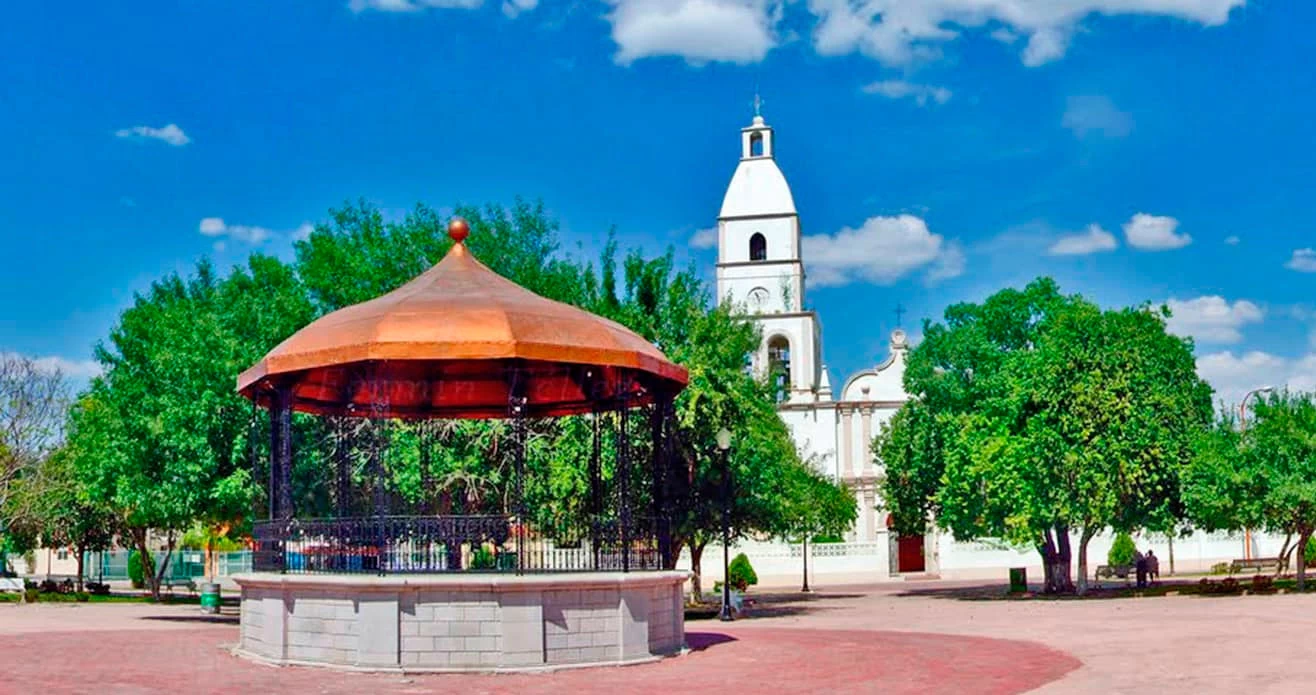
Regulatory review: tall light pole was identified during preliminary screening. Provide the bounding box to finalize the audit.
[1239,385,1274,560]
[716,427,734,622]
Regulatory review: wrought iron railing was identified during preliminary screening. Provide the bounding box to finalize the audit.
[252,515,665,574]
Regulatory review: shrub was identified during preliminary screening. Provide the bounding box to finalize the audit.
[1199,577,1242,595]
[727,553,758,592]
[1210,562,1231,575]
[23,589,39,603]
[127,550,155,589]
[1108,532,1137,567]
[1250,575,1274,593]
[470,545,496,570]
[1306,537,1316,567]
[86,582,111,596]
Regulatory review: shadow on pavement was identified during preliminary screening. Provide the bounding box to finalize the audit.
[140,613,240,625]
[684,632,737,651]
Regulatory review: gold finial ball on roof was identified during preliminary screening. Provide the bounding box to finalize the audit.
[448,217,470,244]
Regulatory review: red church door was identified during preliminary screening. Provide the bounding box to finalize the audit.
[897,535,925,573]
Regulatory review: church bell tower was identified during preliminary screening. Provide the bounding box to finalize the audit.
[715,103,828,405]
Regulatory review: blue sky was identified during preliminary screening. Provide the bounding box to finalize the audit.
[1,0,1312,405]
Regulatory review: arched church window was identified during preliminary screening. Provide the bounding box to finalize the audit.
[767,335,791,403]
[749,233,767,261]
[750,132,764,157]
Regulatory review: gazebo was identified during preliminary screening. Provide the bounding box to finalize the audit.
[232,218,691,671]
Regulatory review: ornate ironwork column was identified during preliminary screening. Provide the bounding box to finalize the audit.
[334,417,352,517]
[617,379,632,572]
[507,366,528,576]
[270,382,294,522]
[590,406,602,571]
[650,392,673,570]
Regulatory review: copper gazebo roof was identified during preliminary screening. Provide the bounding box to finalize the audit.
[237,219,688,418]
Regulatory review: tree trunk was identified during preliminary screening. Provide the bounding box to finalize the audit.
[1297,530,1312,592]
[689,542,706,599]
[1276,533,1293,575]
[131,529,160,601]
[1168,534,1175,576]
[153,535,176,600]
[206,536,215,584]
[74,543,85,593]
[1076,528,1096,595]
[1039,525,1075,594]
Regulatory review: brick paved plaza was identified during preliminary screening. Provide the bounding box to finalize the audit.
[2,582,1313,693]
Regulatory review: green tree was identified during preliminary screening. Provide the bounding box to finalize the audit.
[1108,532,1137,567]
[878,278,1212,593]
[1186,392,1316,589]
[778,459,857,588]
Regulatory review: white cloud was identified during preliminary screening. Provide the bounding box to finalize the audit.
[1164,296,1263,344]
[2,352,103,380]
[200,218,314,249]
[1224,235,1240,245]
[114,123,190,146]
[808,0,1244,67]
[1123,213,1191,250]
[1285,248,1316,273]
[690,227,718,249]
[861,79,951,106]
[501,0,536,17]
[802,214,963,287]
[1062,95,1133,138]
[1047,224,1117,256]
[1196,351,1316,408]
[605,0,783,65]
[349,0,482,11]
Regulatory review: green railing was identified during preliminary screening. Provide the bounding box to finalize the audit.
[82,550,250,581]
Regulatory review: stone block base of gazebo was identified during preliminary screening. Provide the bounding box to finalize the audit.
[233,571,689,671]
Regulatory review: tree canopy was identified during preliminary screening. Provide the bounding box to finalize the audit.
[1185,392,1316,588]
[877,277,1213,593]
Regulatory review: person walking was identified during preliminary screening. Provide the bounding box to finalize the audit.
[1146,549,1160,583]
[1134,548,1148,588]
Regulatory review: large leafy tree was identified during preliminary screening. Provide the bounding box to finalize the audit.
[0,354,71,518]
[878,278,1212,593]
[71,256,314,599]
[1186,392,1316,589]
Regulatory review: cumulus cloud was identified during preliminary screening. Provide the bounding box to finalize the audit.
[200,217,272,245]
[808,0,1244,67]
[1196,351,1316,408]
[114,123,190,146]
[502,0,536,17]
[1164,296,1263,344]
[1123,213,1190,250]
[690,227,718,249]
[349,0,482,11]
[802,214,963,287]
[1062,95,1133,138]
[861,79,952,106]
[1047,224,1117,256]
[1286,248,1316,273]
[2,352,103,380]
[1224,235,1240,245]
[606,0,782,65]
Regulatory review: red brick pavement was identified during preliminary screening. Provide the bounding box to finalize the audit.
[0,621,1078,694]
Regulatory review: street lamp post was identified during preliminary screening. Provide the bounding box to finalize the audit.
[716,427,734,622]
[1239,385,1274,560]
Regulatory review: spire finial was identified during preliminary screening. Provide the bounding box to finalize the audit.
[448,217,470,244]
[753,91,763,118]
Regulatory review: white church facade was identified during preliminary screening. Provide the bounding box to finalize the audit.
[695,109,1281,584]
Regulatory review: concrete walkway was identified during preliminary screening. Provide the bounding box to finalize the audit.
[3,580,1313,693]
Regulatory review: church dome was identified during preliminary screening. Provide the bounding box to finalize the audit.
[719,158,797,219]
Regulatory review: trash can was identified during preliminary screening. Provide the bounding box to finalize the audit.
[1009,567,1027,594]
[200,582,222,614]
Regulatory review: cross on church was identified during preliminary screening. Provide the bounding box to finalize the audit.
[894,304,906,327]
[752,92,764,117]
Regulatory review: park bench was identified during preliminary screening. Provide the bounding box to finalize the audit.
[1095,564,1133,581]
[0,577,23,593]
[1229,557,1280,575]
